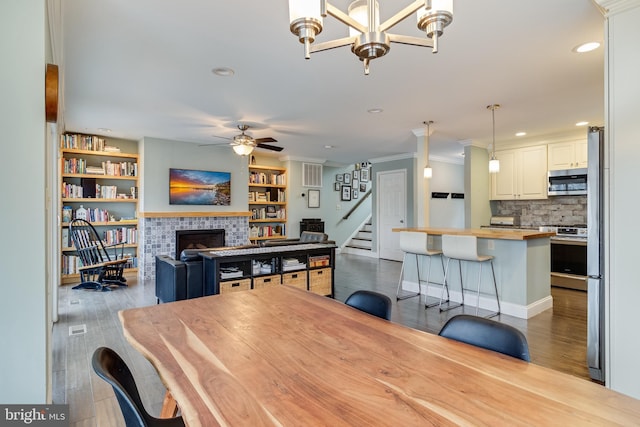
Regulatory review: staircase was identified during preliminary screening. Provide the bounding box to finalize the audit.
[343,220,375,257]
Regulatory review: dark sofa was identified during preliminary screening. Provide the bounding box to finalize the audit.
[261,231,334,247]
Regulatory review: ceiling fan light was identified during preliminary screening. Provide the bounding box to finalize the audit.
[232,143,255,156]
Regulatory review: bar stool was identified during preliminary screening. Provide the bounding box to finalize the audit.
[441,234,501,318]
[395,231,451,309]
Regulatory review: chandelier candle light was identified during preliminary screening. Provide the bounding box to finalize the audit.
[288,0,454,75]
[488,104,500,174]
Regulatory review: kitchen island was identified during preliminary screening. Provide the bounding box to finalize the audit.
[393,227,556,319]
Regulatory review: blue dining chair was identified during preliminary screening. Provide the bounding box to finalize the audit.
[438,314,531,361]
[345,290,392,320]
[92,347,185,427]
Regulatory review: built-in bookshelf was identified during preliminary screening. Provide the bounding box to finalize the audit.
[248,165,287,242]
[59,133,139,284]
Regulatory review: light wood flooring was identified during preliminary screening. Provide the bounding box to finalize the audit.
[52,253,590,426]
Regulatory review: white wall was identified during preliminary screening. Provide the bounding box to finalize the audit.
[603,1,640,399]
[0,0,48,402]
[429,160,465,228]
[140,137,249,212]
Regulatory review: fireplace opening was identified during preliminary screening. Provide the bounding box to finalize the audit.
[175,229,225,258]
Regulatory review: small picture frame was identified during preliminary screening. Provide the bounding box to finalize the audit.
[341,185,351,201]
[360,168,369,182]
[343,173,351,185]
[352,188,359,199]
[336,173,344,182]
[352,179,359,189]
[334,182,341,191]
[352,170,359,180]
[359,183,366,192]
[308,189,320,208]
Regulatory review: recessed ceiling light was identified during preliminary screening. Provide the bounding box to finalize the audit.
[97,128,112,133]
[515,132,526,137]
[576,121,589,126]
[573,42,600,53]
[324,145,334,149]
[367,108,383,114]
[212,67,235,77]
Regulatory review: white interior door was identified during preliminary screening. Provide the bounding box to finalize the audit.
[378,169,407,261]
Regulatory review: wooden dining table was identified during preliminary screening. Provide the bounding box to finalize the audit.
[119,285,640,426]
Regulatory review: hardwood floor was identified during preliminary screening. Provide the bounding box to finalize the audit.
[52,252,590,426]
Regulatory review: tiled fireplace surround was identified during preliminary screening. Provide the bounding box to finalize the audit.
[139,214,249,282]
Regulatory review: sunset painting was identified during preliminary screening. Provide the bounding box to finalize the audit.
[169,168,231,205]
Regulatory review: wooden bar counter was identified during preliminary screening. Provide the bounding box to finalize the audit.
[393,227,555,319]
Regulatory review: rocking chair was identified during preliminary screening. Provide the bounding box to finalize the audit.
[69,218,128,291]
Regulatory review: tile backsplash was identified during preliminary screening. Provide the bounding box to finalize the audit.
[492,195,587,227]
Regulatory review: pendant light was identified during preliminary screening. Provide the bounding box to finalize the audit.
[487,104,500,173]
[423,120,433,178]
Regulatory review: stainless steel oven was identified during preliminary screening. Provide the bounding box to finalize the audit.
[550,226,587,291]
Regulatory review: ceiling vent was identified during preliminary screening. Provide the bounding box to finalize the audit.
[302,163,323,188]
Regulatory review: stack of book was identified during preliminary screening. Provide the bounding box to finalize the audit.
[220,266,243,280]
[282,258,306,272]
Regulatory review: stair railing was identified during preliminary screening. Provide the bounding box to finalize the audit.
[342,189,372,220]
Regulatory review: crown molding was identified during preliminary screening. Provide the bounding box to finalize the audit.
[278,155,327,164]
[369,152,415,164]
[594,0,640,15]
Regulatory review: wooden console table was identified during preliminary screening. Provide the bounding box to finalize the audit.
[200,243,336,297]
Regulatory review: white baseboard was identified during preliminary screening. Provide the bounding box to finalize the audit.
[398,281,553,320]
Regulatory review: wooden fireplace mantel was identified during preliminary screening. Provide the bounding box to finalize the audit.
[139,211,251,218]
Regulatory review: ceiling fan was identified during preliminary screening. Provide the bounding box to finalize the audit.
[210,124,284,156]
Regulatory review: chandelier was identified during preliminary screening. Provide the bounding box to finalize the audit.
[288,0,453,75]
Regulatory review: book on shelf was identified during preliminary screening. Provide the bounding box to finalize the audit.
[283,263,306,272]
[220,266,243,279]
[86,165,106,175]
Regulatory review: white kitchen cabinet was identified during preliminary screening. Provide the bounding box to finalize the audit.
[547,139,588,170]
[491,145,548,200]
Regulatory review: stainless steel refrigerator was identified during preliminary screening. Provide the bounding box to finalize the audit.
[587,126,605,382]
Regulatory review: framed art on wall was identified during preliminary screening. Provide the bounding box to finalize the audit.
[341,185,351,201]
[343,172,351,185]
[308,189,320,208]
[360,168,369,182]
[336,173,344,182]
[169,168,231,205]
[334,182,341,191]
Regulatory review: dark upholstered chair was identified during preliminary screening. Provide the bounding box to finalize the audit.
[345,290,392,320]
[92,347,185,427]
[155,250,204,303]
[438,314,531,361]
[69,218,128,291]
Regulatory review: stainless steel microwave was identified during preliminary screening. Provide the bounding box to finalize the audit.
[548,168,588,196]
